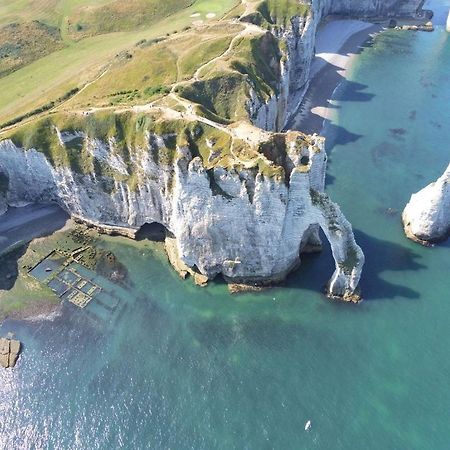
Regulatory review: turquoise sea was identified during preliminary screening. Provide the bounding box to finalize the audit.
[1,1,449,448]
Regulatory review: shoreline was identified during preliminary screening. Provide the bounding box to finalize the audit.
[288,20,382,135]
[0,212,151,326]
[0,210,73,326]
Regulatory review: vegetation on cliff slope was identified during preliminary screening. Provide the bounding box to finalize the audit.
[0,21,64,78]
[241,0,310,28]
[0,0,317,184]
[5,108,313,186]
[0,0,239,125]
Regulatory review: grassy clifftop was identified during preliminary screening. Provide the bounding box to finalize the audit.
[4,108,314,185]
[1,0,316,183]
[241,0,310,27]
[0,0,240,125]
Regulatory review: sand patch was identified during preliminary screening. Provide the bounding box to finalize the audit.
[206,13,216,19]
[190,13,200,17]
[192,20,204,26]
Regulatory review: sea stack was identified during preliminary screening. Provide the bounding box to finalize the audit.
[403,163,450,245]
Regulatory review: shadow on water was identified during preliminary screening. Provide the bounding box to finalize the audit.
[355,229,425,301]
[324,123,363,152]
[285,229,425,302]
[334,79,375,103]
[325,173,336,186]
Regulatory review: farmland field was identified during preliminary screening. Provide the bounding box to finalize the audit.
[0,0,239,125]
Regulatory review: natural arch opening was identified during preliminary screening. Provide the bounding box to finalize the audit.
[135,222,168,242]
[286,228,334,292]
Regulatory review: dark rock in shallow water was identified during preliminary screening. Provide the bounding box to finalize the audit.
[389,128,407,140]
[0,337,21,368]
[371,142,403,166]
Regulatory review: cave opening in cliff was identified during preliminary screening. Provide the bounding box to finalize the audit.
[135,222,168,242]
[300,155,310,166]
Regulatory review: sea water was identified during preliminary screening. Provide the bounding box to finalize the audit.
[1,2,449,448]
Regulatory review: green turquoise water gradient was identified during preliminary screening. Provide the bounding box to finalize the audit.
[0,3,449,448]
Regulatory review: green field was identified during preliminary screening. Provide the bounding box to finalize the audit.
[0,0,239,125]
[0,0,314,130]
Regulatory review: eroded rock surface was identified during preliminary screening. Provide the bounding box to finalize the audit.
[0,116,364,301]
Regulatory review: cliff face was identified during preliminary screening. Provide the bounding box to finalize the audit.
[403,164,450,245]
[248,0,424,131]
[249,13,316,131]
[0,112,364,301]
[321,0,424,17]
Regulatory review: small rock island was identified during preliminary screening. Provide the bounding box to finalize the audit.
[0,336,21,368]
[403,163,450,245]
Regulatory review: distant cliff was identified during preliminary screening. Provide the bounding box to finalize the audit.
[246,0,425,130]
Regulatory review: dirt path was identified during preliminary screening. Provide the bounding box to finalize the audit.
[0,0,264,144]
[193,21,262,81]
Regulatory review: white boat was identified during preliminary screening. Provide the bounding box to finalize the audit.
[305,420,312,431]
[446,10,450,32]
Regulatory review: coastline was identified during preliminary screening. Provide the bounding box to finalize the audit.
[0,17,427,326]
[0,212,150,326]
[0,210,71,325]
[288,20,382,135]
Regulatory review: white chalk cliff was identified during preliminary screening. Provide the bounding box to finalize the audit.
[0,0,425,301]
[0,117,364,301]
[403,163,450,245]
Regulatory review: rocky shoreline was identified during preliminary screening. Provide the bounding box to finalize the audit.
[288,20,381,134]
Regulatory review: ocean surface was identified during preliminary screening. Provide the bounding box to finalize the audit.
[1,1,449,448]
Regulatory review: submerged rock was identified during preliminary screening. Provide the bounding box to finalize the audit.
[403,163,450,245]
